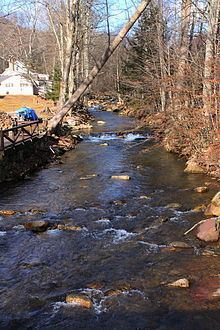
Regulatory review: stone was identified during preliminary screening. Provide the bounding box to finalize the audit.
[99,143,109,146]
[28,209,45,215]
[202,249,218,257]
[111,175,131,180]
[165,203,181,209]
[0,210,17,216]
[80,174,97,180]
[194,186,209,193]
[184,160,205,174]
[86,283,103,290]
[168,278,190,288]
[104,289,123,297]
[24,220,49,233]
[196,218,220,242]
[57,224,82,231]
[211,192,220,207]
[112,200,126,206]
[66,294,92,308]
[169,241,191,249]
[205,204,220,217]
[139,195,151,200]
[192,204,206,213]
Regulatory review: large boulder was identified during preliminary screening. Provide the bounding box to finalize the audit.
[196,218,220,242]
[205,191,220,216]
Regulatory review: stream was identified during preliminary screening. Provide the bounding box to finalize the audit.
[0,110,220,329]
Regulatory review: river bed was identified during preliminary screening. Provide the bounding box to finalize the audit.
[0,110,220,329]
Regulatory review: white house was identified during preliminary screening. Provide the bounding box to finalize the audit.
[0,60,51,96]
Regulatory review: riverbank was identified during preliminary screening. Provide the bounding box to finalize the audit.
[0,108,92,183]
[123,106,220,179]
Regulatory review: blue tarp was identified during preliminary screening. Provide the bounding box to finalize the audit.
[16,107,38,121]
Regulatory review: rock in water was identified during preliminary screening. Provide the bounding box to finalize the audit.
[165,203,181,209]
[196,218,220,242]
[184,159,205,174]
[66,294,92,308]
[111,175,131,180]
[0,210,17,216]
[194,186,208,193]
[57,224,82,231]
[168,278,190,288]
[99,143,109,146]
[205,204,220,217]
[169,241,191,249]
[205,192,220,217]
[192,204,206,212]
[24,220,49,233]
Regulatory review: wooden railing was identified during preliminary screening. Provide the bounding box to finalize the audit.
[0,120,42,151]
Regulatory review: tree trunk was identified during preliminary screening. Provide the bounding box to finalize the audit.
[203,0,220,116]
[156,0,166,112]
[48,0,152,132]
[176,0,192,88]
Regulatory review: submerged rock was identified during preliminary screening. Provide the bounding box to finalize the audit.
[57,224,82,231]
[192,204,206,212]
[0,210,17,216]
[194,186,209,193]
[191,276,220,301]
[99,143,109,146]
[168,278,190,288]
[139,195,151,200]
[169,241,191,249]
[24,220,49,233]
[165,203,181,209]
[111,175,131,180]
[28,209,45,215]
[80,174,97,180]
[65,294,92,308]
[196,218,220,242]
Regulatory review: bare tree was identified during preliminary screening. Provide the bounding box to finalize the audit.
[48,0,152,132]
[203,0,220,116]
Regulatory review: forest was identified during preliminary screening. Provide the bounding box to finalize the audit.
[1,0,219,176]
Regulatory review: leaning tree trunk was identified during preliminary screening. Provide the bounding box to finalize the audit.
[48,0,152,132]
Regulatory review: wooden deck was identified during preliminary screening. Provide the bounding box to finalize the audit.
[0,120,44,151]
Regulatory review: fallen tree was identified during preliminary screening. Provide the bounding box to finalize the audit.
[48,0,151,132]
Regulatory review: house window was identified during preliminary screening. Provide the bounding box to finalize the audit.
[20,83,29,87]
[5,83,13,87]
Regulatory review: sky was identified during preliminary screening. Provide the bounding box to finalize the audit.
[1,0,141,33]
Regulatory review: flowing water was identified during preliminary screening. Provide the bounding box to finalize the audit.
[0,110,220,329]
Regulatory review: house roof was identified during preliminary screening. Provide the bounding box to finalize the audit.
[0,71,33,83]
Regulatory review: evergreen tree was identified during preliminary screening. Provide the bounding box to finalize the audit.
[46,67,61,101]
[122,3,166,111]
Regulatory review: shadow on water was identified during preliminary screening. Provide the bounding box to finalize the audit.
[0,110,220,329]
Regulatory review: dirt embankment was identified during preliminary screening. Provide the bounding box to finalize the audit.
[0,95,54,117]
